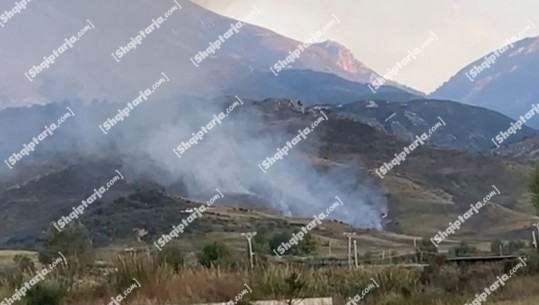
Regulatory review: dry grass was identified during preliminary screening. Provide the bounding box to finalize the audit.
[0,250,37,266]
[2,249,539,305]
[59,255,539,305]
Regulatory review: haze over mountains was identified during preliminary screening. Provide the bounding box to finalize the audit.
[326,99,536,151]
[432,36,539,127]
[2,97,537,248]
[1,0,536,126]
[0,0,419,109]
[1,0,539,249]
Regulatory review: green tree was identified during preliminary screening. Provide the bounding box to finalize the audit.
[252,229,270,254]
[296,233,317,256]
[38,222,92,265]
[197,241,231,268]
[269,232,293,255]
[416,237,439,264]
[155,241,184,271]
[269,231,317,256]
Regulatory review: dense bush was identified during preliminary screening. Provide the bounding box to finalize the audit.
[155,242,184,271]
[25,281,68,305]
[38,222,92,266]
[197,241,232,268]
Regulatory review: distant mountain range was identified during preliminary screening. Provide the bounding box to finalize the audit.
[1,0,537,128]
[1,0,539,249]
[432,36,539,127]
[0,97,536,248]
[324,99,537,152]
[0,95,532,174]
[5,0,539,128]
[0,0,419,109]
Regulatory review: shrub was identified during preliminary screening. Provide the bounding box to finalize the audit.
[155,242,184,271]
[197,241,232,268]
[450,242,479,257]
[269,232,316,256]
[38,222,92,266]
[25,281,67,305]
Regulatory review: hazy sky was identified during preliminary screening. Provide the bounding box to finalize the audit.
[192,0,539,94]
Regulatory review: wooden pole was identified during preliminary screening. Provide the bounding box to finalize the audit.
[353,240,358,268]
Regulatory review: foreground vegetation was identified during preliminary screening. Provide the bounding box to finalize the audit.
[1,224,539,305]
[1,253,539,305]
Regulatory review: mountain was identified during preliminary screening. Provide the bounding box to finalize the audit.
[1,0,537,252]
[493,134,539,159]
[310,41,424,96]
[211,69,419,105]
[0,0,417,109]
[324,99,537,152]
[431,36,539,127]
[0,97,535,248]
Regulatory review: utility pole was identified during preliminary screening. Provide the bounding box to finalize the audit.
[241,232,257,269]
[413,237,417,263]
[353,240,358,268]
[533,224,539,250]
[328,241,332,257]
[343,232,356,269]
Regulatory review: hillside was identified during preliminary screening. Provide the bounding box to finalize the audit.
[432,36,539,127]
[0,0,415,109]
[0,98,536,249]
[325,99,537,152]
